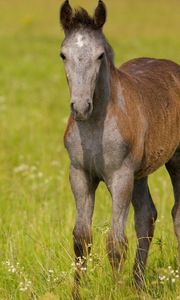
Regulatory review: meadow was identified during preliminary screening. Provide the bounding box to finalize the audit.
[0,0,180,299]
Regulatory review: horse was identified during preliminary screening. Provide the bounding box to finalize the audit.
[59,0,180,295]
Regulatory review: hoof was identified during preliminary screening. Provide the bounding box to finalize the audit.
[72,285,81,300]
[133,273,145,290]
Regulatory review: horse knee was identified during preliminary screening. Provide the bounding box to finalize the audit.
[73,224,92,258]
[135,204,157,237]
[106,230,128,270]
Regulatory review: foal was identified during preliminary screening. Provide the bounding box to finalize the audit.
[60,0,180,291]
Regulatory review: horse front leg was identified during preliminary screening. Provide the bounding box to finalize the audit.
[70,165,98,297]
[106,164,134,278]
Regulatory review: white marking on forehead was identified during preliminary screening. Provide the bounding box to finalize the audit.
[76,34,85,48]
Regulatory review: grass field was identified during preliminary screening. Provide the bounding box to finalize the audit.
[0,0,180,299]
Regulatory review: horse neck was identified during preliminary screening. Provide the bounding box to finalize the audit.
[92,56,118,121]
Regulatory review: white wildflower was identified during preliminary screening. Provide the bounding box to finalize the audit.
[38,172,44,178]
[14,164,29,173]
[31,166,37,172]
[19,287,28,292]
[71,262,75,267]
[51,160,60,166]
[11,267,16,273]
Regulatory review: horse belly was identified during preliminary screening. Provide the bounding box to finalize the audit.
[136,83,180,177]
[137,124,180,177]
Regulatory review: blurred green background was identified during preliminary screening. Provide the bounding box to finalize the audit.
[0,0,180,299]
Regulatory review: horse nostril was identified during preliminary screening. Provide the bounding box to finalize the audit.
[86,102,92,113]
[71,102,76,113]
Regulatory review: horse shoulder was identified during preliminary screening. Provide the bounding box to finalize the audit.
[114,72,148,170]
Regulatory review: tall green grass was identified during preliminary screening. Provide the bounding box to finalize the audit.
[0,0,180,299]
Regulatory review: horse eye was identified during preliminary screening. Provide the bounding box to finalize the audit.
[98,53,104,60]
[60,52,66,60]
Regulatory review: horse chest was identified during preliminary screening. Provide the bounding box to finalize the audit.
[65,118,127,177]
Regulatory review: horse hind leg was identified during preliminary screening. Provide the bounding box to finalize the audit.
[132,177,157,288]
[166,147,180,270]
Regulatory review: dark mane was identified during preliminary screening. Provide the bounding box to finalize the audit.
[104,37,114,63]
[73,8,95,29]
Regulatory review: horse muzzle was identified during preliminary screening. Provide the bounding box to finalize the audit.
[70,99,93,121]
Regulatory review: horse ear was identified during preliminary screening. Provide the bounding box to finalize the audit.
[60,0,73,32]
[94,0,107,29]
